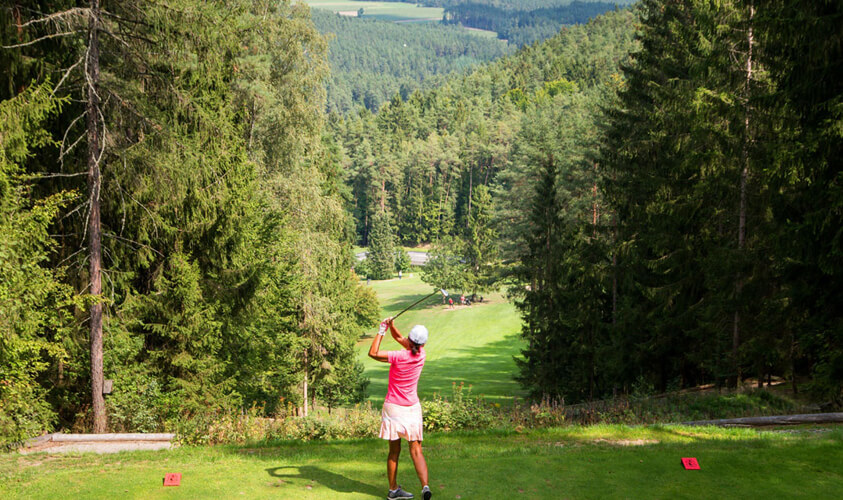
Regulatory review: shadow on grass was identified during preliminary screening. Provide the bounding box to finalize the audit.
[381,293,448,314]
[266,465,382,497]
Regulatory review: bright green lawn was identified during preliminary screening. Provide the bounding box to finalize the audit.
[303,1,444,22]
[4,425,842,499]
[357,275,525,406]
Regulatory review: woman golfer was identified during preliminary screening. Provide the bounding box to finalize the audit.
[368,317,432,500]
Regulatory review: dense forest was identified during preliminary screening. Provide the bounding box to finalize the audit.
[442,1,621,46]
[375,0,635,46]
[337,0,843,406]
[333,8,637,248]
[311,10,511,113]
[2,0,842,443]
[1,0,378,443]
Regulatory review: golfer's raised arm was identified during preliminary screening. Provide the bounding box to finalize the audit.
[368,320,389,362]
[388,318,411,349]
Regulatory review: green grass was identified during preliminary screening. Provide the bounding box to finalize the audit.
[4,425,842,499]
[357,275,525,406]
[303,1,444,22]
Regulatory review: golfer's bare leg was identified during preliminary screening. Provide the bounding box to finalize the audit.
[388,439,401,490]
[409,440,429,486]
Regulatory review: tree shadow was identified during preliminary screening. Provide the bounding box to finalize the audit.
[265,465,382,497]
[381,293,447,315]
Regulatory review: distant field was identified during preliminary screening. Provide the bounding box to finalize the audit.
[461,26,499,38]
[356,274,526,406]
[303,1,444,22]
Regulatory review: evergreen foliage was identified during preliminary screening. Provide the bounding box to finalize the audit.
[3,0,843,440]
[311,9,512,113]
[0,82,76,443]
[395,250,412,272]
[0,0,377,440]
[421,236,471,293]
[367,210,396,280]
[442,1,621,47]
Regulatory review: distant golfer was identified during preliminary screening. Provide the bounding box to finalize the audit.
[368,317,431,500]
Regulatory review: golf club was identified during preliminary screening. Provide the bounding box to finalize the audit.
[391,288,448,320]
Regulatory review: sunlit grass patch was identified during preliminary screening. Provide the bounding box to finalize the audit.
[356,275,525,405]
[3,425,842,499]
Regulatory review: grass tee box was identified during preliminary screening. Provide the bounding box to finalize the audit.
[303,1,444,22]
[356,275,526,405]
[3,425,842,499]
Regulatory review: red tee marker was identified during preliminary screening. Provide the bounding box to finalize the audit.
[681,457,701,470]
[163,473,182,486]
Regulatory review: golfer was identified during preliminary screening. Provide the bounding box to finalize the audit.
[368,317,432,500]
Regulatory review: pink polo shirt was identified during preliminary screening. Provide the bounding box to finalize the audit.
[385,348,426,406]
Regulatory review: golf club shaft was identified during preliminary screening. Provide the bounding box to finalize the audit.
[392,291,438,320]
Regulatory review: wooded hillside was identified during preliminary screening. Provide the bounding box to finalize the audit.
[337,0,843,406]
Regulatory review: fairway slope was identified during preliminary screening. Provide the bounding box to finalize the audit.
[357,275,525,405]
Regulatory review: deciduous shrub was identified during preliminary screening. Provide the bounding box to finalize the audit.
[172,403,381,445]
[422,382,494,432]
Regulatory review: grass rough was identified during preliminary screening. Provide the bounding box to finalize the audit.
[3,425,841,499]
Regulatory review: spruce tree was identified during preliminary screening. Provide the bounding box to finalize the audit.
[758,0,843,402]
[0,83,76,444]
[464,184,497,292]
[367,210,395,280]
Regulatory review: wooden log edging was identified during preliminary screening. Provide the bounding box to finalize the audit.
[682,412,843,427]
[24,433,175,446]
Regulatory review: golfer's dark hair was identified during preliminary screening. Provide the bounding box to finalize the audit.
[410,341,421,356]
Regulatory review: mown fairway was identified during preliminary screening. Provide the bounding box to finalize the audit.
[4,426,842,499]
[356,275,525,405]
[304,1,444,22]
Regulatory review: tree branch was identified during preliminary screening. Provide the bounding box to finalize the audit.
[2,31,84,49]
[26,171,88,179]
[11,7,90,28]
[103,232,164,257]
[52,55,85,96]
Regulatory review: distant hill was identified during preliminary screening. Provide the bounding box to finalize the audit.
[311,9,513,113]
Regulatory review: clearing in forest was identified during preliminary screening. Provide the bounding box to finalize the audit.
[356,274,526,405]
[304,1,444,23]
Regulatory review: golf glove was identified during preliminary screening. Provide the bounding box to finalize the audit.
[378,320,388,336]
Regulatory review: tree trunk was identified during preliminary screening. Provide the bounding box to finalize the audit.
[612,215,618,326]
[466,166,473,228]
[363,210,368,246]
[86,0,106,434]
[302,349,309,417]
[790,329,798,395]
[443,174,452,225]
[733,2,754,387]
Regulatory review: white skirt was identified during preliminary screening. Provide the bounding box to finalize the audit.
[379,402,424,441]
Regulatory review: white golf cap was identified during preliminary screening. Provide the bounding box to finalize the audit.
[409,325,428,345]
